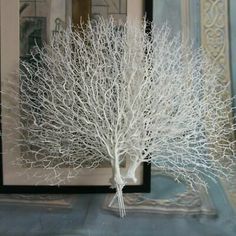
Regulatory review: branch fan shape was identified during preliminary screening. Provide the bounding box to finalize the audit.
[3,18,236,217]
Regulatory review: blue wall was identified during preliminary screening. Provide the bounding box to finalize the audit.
[153,0,182,35]
[152,0,200,48]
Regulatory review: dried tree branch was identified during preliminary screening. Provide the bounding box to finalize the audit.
[2,18,236,217]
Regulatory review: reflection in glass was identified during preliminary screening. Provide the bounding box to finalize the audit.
[20,0,127,58]
[91,0,127,22]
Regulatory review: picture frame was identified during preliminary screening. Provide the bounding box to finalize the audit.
[0,0,150,194]
[145,0,153,22]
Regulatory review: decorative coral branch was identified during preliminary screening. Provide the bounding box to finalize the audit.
[2,18,235,217]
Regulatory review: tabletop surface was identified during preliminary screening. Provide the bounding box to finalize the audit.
[0,173,235,236]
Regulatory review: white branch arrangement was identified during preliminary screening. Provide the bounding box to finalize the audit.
[2,18,236,217]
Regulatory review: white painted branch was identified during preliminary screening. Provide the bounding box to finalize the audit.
[2,18,236,217]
